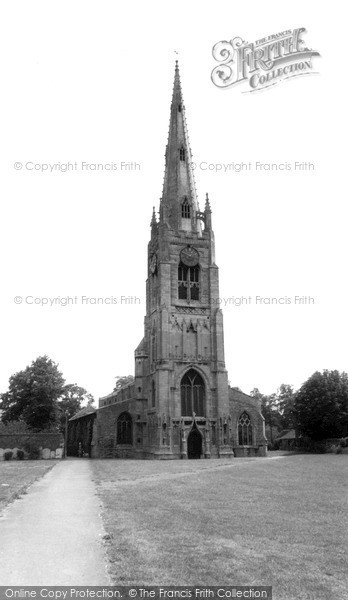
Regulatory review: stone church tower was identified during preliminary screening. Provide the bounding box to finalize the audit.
[69,63,267,459]
[136,61,232,458]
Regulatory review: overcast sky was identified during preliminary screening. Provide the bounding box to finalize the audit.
[1,0,346,402]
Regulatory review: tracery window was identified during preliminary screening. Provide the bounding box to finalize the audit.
[178,263,199,301]
[181,196,191,219]
[179,146,186,162]
[151,380,156,408]
[238,412,252,445]
[181,369,205,416]
[117,412,133,445]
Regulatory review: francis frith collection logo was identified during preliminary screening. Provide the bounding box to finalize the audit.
[211,28,320,92]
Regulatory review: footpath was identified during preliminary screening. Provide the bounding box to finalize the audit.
[0,459,110,585]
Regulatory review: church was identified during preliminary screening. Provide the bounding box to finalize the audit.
[68,63,267,460]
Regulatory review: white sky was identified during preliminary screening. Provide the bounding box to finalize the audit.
[0,0,347,402]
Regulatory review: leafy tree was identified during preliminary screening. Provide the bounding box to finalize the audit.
[294,370,348,440]
[57,384,95,432]
[262,394,282,443]
[250,388,263,402]
[0,356,65,431]
[277,383,296,430]
[250,388,283,443]
[250,388,282,443]
[114,375,134,390]
[0,420,31,435]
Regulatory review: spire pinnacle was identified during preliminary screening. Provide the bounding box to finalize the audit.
[205,193,212,212]
[172,59,183,107]
[151,206,157,226]
[160,63,200,233]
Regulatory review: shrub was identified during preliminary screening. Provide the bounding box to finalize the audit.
[17,449,25,460]
[23,441,40,460]
[4,451,13,461]
[300,440,327,454]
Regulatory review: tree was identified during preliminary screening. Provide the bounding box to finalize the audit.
[114,375,134,390]
[0,420,31,435]
[0,356,65,431]
[57,384,95,432]
[250,388,263,402]
[250,388,282,444]
[277,383,296,430]
[262,394,282,444]
[294,370,348,440]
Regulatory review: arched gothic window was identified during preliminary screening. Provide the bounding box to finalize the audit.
[181,369,205,416]
[238,412,252,445]
[181,196,191,219]
[179,146,186,162]
[151,330,156,362]
[178,263,199,301]
[117,412,133,445]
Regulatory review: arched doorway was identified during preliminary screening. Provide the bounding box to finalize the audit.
[187,428,202,459]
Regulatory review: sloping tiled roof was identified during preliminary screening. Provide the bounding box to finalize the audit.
[69,405,96,421]
[276,429,297,440]
[135,337,146,354]
[229,387,256,402]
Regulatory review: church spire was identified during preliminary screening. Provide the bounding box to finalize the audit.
[160,62,200,233]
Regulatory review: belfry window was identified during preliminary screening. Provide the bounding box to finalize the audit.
[181,197,191,219]
[117,412,133,445]
[178,263,199,301]
[178,104,182,112]
[179,147,186,162]
[181,369,205,416]
[151,380,156,408]
[238,412,252,445]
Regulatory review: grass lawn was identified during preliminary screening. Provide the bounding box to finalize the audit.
[0,460,57,509]
[91,454,348,599]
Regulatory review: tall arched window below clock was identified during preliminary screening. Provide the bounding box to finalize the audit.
[178,263,200,301]
[181,369,205,416]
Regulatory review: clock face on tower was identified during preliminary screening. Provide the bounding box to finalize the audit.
[180,246,199,267]
[150,253,157,274]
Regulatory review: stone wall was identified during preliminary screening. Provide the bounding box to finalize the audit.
[95,398,138,458]
[0,433,64,460]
